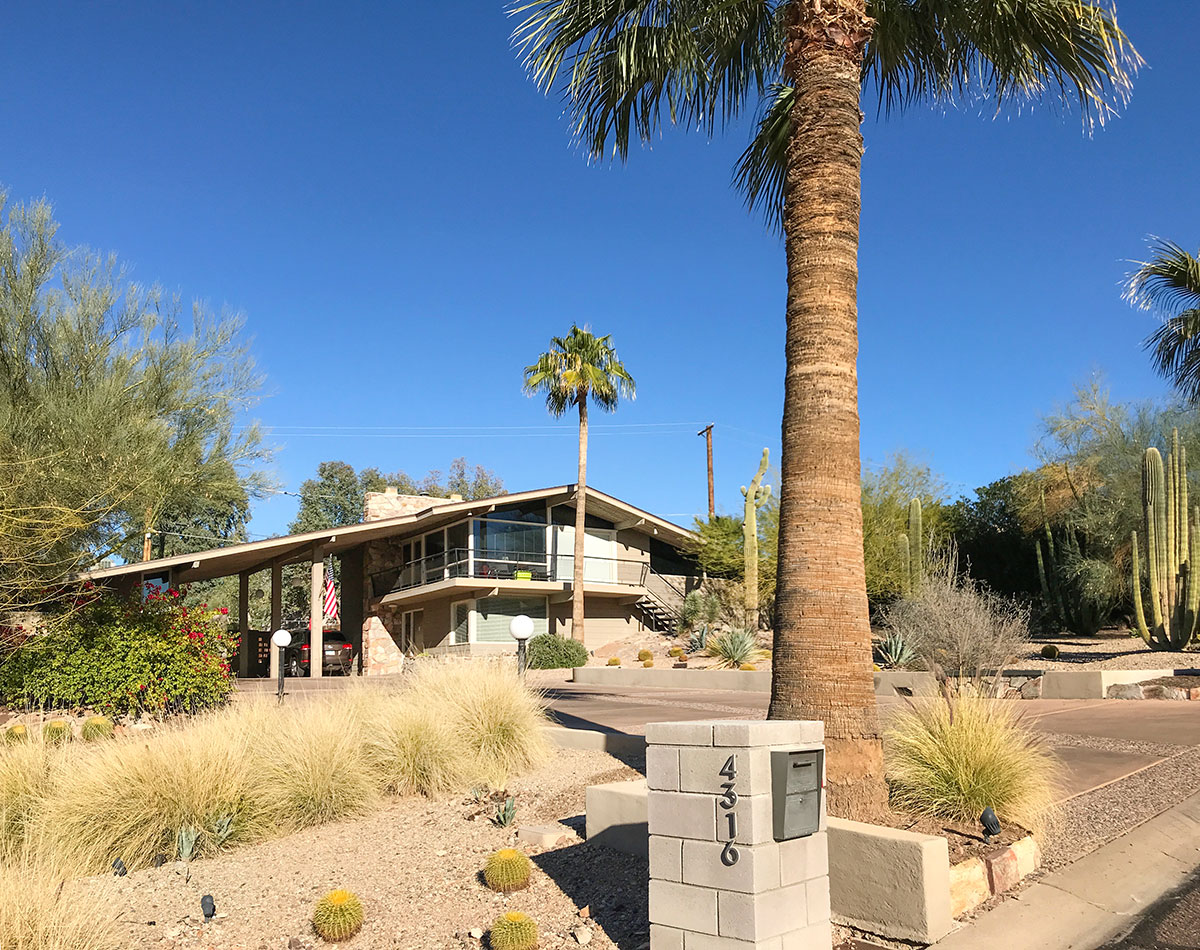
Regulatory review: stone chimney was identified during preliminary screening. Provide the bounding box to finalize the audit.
[363,486,459,523]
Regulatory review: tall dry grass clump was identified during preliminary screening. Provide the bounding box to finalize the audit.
[0,742,54,862]
[402,659,550,787]
[367,700,468,796]
[0,857,119,950]
[885,697,1060,830]
[253,696,380,830]
[35,709,263,873]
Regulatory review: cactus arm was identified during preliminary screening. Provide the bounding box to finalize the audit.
[742,448,769,622]
[1187,507,1200,647]
[1131,531,1153,646]
[908,498,923,592]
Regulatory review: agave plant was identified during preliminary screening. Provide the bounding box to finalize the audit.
[875,631,917,670]
[705,629,768,670]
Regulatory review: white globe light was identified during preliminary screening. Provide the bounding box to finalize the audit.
[271,629,292,648]
[509,615,535,641]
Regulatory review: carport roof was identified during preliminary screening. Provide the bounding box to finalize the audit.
[83,485,697,584]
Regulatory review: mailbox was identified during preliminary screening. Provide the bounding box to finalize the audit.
[770,748,824,841]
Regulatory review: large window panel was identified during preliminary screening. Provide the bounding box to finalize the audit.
[474,596,548,643]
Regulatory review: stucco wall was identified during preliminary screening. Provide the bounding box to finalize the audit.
[552,596,642,650]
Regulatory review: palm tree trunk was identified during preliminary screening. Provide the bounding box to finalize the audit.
[572,395,588,642]
[767,0,887,820]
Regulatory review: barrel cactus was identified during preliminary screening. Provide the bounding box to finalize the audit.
[4,724,27,744]
[484,847,532,893]
[637,649,652,662]
[490,911,538,950]
[81,715,115,741]
[668,646,683,658]
[738,663,757,671]
[606,656,621,666]
[42,720,71,745]
[642,658,654,668]
[1040,644,1060,660]
[312,889,364,941]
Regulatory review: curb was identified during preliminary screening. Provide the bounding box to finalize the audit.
[931,789,1200,949]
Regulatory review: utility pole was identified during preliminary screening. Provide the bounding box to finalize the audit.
[697,424,715,520]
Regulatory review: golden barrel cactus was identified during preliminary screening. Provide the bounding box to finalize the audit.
[312,889,364,941]
[484,847,531,893]
[606,656,621,666]
[42,720,71,745]
[4,724,27,744]
[81,715,115,741]
[490,911,538,950]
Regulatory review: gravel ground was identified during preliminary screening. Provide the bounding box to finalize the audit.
[1022,630,1200,670]
[76,749,644,950]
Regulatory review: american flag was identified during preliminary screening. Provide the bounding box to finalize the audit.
[323,562,339,621]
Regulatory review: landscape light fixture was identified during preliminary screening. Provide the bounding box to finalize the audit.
[509,614,535,676]
[201,894,216,920]
[271,629,292,703]
[980,807,1002,846]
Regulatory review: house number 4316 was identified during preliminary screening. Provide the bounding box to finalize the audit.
[718,754,739,866]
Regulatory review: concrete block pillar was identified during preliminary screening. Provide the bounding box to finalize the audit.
[646,719,832,950]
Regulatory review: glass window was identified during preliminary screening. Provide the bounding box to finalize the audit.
[452,601,471,644]
[650,538,699,577]
[474,596,548,643]
[473,518,547,579]
[487,501,547,524]
[446,522,469,576]
[551,505,615,530]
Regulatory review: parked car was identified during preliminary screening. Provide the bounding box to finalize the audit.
[282,631,354,676]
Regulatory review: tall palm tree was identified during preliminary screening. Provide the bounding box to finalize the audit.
[524,326,636,642]
[1127,241,1200,402]
[513,0,1139,817]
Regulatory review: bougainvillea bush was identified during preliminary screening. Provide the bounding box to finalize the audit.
[0,587,236,715]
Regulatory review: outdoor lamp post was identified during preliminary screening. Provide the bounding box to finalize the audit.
[509,615,534,676]
[271,629,292,703]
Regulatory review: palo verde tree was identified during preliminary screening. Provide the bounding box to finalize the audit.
[523,325,635,641]
[513,0,1139,815]
[1127,240,1200,402]
[0,191,267,619]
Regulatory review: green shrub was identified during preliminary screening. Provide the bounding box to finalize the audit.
[483,847,532,892]
[526,634,588,670]
[0,589,237,716]
[705,630,768,670]
[606,656,621,666]
[312,889,364,942]
[885,698,1059,829]
[41,722,71,746]
[637,649,653,662]
[80,716,115,742]
[1040,644,1060,659]
[490,911,538,950]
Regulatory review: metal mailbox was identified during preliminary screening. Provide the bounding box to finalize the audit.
[770,749,824,841]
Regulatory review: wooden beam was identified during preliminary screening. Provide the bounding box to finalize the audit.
[614,517,646,531]
[268,561,282,681]
[237,571,251,678]
[310,547,325,679]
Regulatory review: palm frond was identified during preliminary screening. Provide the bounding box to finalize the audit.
[1126,240,1200,403]
[867,0,1142,128]
[732,82,791,233]
[510,0,782,160]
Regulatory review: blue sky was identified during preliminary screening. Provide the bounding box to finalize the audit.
[2,2,1196,538]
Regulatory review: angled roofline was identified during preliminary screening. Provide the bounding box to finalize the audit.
[81,484,698,582]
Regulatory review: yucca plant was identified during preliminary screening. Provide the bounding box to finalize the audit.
[705,629,768,670]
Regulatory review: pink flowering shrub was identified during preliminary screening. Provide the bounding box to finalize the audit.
[0,587,237,714]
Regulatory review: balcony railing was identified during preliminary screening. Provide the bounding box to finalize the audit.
[369,548,652,598]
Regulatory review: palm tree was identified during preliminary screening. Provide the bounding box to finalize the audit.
[1127,241,1200,402]
[513,0,1139,817]
[524,326,636,642]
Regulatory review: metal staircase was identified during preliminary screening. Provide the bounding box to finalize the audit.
[636,570,687,633]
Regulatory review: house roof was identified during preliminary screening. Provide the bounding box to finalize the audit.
[83,485,698,585]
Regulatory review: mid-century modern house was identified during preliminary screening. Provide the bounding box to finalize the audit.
[84,485,701,677]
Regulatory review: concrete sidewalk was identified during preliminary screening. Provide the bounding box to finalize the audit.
[931,790,1200,950]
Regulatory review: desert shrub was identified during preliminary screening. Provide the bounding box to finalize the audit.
[0,858,120,950]
[0,589,236,715]
[1040,644,1060,659]
[606,656,621,666]
[484,847,532,892]
[0,743,53,862]
[677,590,722,638]
[880,549,1029,690]
[885,698,1059,829]
[705,629,768,670]
[402,660,549,787]
[365,700,467,796]
[526,634,588,670]
[312,889,364,942]
[637,649,653,662]
[254,698,379,831]
[80,716,114,742]
[36,709,263,873]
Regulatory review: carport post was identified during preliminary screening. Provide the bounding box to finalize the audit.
[237,571,251,678]
[310,548,324,678]
[268,561,282,681]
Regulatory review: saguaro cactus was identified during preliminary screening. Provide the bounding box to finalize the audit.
[895,498,923,596]
[741,449,771,624]
[1131,428,1200,651]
